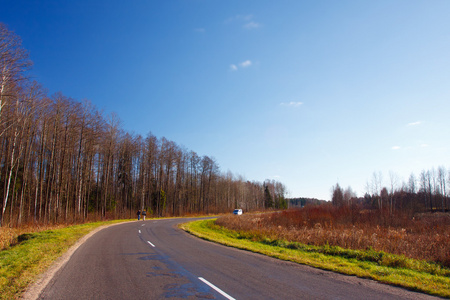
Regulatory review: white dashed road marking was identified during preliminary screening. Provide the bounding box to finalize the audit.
[198,277,235,300]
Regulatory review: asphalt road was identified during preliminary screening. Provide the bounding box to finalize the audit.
[37,218,440,300]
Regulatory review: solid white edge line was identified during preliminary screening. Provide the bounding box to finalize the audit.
[147,241,155,247]
[198,277,236,300]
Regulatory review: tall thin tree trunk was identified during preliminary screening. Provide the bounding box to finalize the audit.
[1,130,18,226]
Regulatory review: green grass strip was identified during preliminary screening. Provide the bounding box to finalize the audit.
[0,220,128,300]
[180,219,450,298]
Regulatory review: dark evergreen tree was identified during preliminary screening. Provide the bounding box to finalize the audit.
[264,184,273,208]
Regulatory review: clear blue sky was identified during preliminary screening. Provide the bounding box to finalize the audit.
[3,0,450,200]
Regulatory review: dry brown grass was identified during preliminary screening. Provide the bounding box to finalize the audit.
[0,224,68,250]
[0,212,123,250]
[216,205,450,267]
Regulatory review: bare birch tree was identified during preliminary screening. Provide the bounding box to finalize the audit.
[0,23,32,134]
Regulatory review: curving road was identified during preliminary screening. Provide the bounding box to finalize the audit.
[37,218,439,299]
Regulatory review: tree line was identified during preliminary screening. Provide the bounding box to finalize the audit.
[0,23,287,226]
[331,167,450,215]
[288,197,327,208]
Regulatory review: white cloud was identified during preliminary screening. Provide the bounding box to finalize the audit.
[280,101,303,107]
[392,146,401,150]
[407,121,422,126]
[225,14,262,29]
[194,28,205,33]
[230,60,252,71]
[239,60,252,68]
[420,143,429,147]
[244,21,261,29]
[230,64,238,71]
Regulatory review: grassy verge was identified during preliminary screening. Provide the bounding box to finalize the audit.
[0,220,129,300]
[180,219,450,298]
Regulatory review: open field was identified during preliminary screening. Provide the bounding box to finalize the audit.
[217,206,450,267]
[181,208,450,298]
